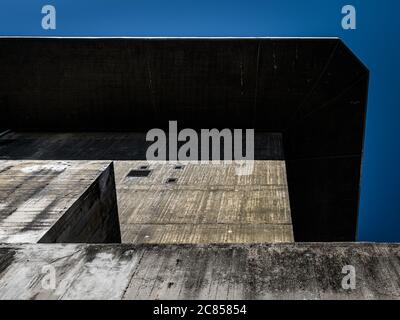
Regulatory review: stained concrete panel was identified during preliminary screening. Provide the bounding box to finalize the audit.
[114,161,293,244]
[0,161,120,243]
[0,243,398,300]
[120,224,293,244]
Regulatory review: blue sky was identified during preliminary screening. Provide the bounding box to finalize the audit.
[0,0,399,242]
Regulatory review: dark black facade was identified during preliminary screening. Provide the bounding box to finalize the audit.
[0,37,369,242]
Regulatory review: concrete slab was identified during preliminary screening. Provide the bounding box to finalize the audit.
[0,243,398,300]
[114,161,293,244]
[0,161,120,243]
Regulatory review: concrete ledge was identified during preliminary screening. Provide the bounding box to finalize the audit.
[0,161,121,243]
[0,243,398,300]
[39,163,121,243]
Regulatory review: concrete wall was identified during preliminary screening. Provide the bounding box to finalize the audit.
[114,160,293,244]
[284,43,369,241]
[1,38,366,133]
[0,243,398,300]
[39,163,121,243]
[0,160,121,244]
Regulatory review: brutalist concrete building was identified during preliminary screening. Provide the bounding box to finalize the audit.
[0,37,399,299]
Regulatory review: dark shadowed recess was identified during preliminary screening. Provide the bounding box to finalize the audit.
[0,38,369,242]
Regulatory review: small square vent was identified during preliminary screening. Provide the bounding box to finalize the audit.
[127,169,151,177]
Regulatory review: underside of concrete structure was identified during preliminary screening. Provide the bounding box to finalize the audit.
[0,37,369,242]
[0,37,398,300]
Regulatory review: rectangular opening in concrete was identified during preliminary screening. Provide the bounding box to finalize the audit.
[127,169,151,177]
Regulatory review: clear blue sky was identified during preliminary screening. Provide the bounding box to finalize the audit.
[0,0,399,242]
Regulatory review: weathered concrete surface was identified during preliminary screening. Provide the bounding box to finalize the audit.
[0,161,121,243]
[0,243,398,300]
[114,160,293,244]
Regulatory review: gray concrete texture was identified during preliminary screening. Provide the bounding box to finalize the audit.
[114,160,293,244]
[0,161,120,243]
[0,243,398,300]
